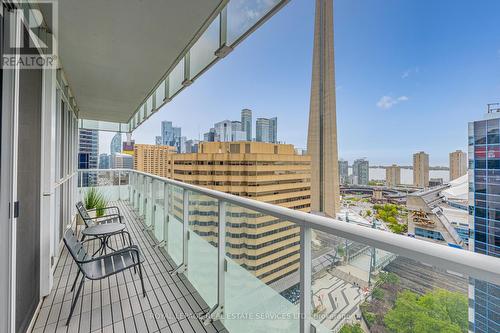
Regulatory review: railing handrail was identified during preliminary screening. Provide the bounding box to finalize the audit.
[78,168,500,285]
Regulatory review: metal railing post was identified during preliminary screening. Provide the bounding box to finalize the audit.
[163,182,169,247]
[182,189,189,269]
[300,225,312,333]
[217,200,226,314]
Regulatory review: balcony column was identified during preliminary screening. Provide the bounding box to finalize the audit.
[40,52,57,297]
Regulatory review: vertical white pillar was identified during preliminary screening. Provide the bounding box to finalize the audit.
[40,61,57,296]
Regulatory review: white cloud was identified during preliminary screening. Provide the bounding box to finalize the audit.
[376,95,409,109]
[401,67,419,79]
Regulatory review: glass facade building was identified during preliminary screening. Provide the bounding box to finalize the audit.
[468,114,500,333]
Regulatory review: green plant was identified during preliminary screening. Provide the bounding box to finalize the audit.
[83,187,108,217]
[339,323,363,333]
[363,311,376,327]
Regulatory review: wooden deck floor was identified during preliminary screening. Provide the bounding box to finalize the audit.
[32,201,226,333]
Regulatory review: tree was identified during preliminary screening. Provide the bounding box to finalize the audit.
[384,289,467,333]
[372,287,384,300]
[340,323,363,333]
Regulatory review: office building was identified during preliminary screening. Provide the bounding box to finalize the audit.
[256,118,270,142]
[214,120,232,142]
[468,108,500,333]
[386,164,401,187]
[413,151,429,188]
[269,117,278,143]
[184,139,199,153]
[307,0,340,217]
[450,150,467,181]
[110,153,134,169]
[135,142,311,283]
[155,136,162,145]
[231,121,246,141]
[338,159,349,184]
[98,153,110,169]
[110,132,122,155]
[241,109,252,141]
[161,121,182,152]
[78,129,99,186]
[203,128,216,142]
[352,159,369,185]
[179,136,187,153]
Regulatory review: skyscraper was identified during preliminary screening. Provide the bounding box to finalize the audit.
[269,117,277,143]
[241,109,252,141]
[352,159,369,185]
[161,120,182,152]
[256,118,270,142]
[449,150,467,181]
[307,0,340,217]
[386,164,401,187]
[338,159,348,184]
[155,136,162,145]
[214,120,232,142]
[110,132,122,155]
[231,121,246,141]
[413,151,429,188]
[468,108,500,333]
[78,129,99,186]
[203,128,216,142]
[98,153,110,169]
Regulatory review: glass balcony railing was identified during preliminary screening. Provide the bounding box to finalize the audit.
[77,169,500,333]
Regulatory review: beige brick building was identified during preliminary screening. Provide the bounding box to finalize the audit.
[449,150,467,181]
[386,164,401,187]
[134,144,176,177]
[134,141,311,284]
[413,151,429,188]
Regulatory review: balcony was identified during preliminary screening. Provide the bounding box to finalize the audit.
[30,169,500,333]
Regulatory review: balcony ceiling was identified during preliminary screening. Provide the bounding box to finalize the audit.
[47,0,225,123]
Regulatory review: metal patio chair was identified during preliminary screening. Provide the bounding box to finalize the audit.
[76,201,123,229]
[63,228,146,326]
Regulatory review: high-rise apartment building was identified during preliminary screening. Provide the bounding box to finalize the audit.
[241,109,252,141]
[468,109,500,333]
[449,150,467,181]
[338,160,349,184]
[307,0,340,217]
[134,142,311,283]
[78,129,99,186]
[413,151,429,188]
[256,118,270,142]
[386,164,401,187]
[110,132,122,155]
[352,159,369,185]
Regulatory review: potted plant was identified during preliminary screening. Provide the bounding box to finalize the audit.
[78,187,108,225]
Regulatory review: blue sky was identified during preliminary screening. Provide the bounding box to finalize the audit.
[100,0,500,165]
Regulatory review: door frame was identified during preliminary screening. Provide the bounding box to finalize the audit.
[0,6,21,333]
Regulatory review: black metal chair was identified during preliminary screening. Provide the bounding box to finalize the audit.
[63,228,146,326]
[76,201,123,228]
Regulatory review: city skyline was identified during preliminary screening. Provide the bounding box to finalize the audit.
[99,0,500,165]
